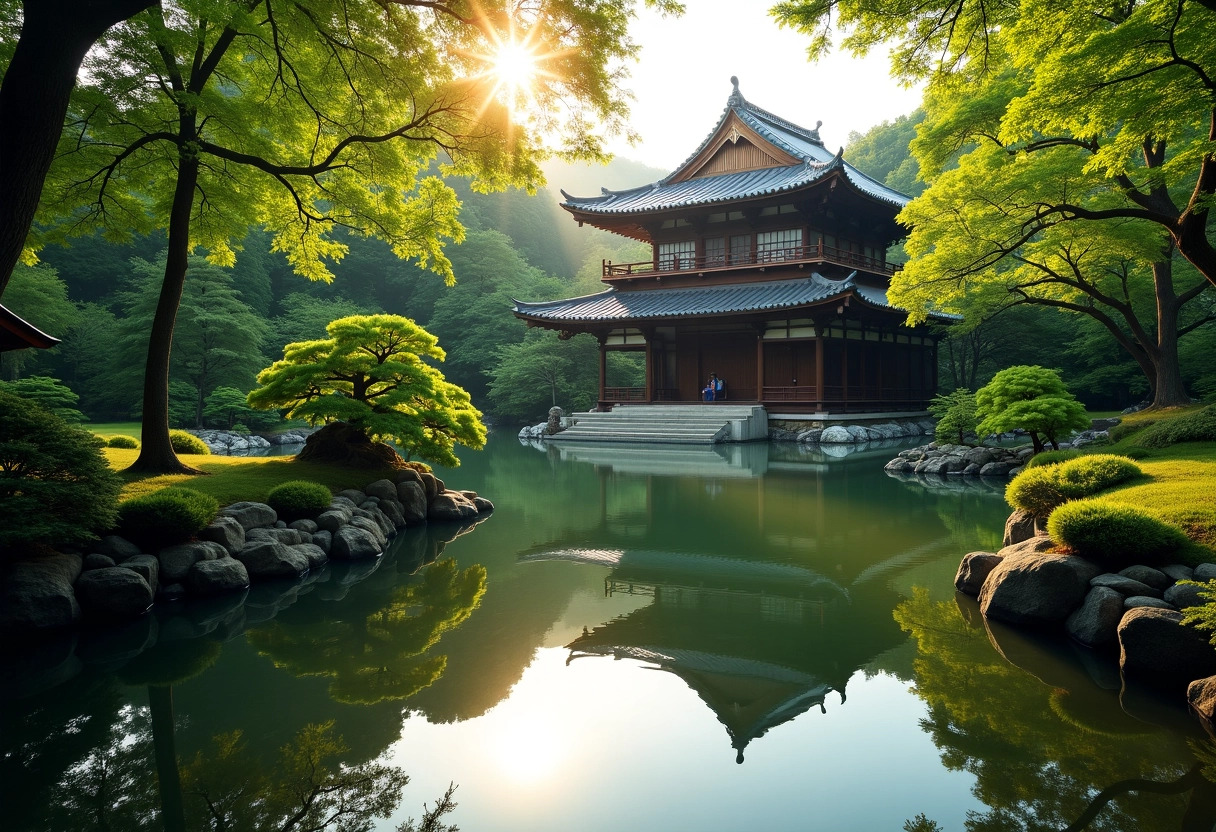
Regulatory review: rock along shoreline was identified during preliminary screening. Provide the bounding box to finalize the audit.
[956,511,1216,732]
[1,468,493,635]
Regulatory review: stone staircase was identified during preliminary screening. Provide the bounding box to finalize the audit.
[550,404,767,444]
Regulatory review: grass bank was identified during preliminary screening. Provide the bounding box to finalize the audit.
[1030,405,1216,564]
[104,448,396,505]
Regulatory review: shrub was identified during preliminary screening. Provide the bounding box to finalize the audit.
[169,429,211,455]
[105,435,140,449]
[1047,500,1188,568]
[1006,466,1067,517]
[1181,580,1216,647]
[1007,454,1142,516]
[1107,419,1154,443]
[117,487,219,547]
[266,480,332,521]
[1023,449,1082,469]
[231,423,250,435]
[1137,405,1216,448]
[1056,455,1142,496]
[0,390,122,550]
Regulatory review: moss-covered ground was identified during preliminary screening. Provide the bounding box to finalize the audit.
[104,448,396,505]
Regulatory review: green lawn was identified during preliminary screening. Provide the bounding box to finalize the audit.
[87,421,142,439]
[1040,407,1216,565]
[105,448,397,505]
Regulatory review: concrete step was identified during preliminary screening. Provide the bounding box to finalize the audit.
[548,403,767,444]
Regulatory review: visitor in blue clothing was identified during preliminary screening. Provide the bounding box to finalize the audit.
[702,373,720,401]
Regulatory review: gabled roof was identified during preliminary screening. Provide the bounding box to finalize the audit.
[513,271,953,324]
[560,78,910,216]
[0,304,60,352]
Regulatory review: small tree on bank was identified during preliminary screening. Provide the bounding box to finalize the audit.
[928,388,977,445]
[247,315,485,468]
[975,365,1090,454]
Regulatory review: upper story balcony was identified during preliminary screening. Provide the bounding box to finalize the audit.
[602,241,900,282]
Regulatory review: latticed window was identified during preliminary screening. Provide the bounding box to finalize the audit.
[729,234,751,264]
[704,237,725,266]
[658,240,696,270]
[756,228,802,262]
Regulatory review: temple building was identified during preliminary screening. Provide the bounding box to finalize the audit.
[513,78,946,416]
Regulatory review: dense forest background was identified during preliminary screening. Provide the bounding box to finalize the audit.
[4,114,1214,429]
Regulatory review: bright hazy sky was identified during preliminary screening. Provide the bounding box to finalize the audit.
[602,2,923,172]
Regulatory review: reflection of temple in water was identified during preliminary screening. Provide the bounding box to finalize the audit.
[523,546,904,763]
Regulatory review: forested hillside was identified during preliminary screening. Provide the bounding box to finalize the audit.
[2,158,662,428]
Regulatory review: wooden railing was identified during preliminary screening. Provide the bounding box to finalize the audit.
[602,385,929,410]
[604,242,899,279]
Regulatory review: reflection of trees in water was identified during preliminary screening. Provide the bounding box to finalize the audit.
[49,707,425,832]
[247,558,487,704]
[895,588,1214,831]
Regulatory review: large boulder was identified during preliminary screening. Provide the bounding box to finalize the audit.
[157,541,225,583]
[288,519,319,535]
[75,568,153,619]
[92,535,143,561]
[1066,586,1126,648]
[1090,573,1162,598]
[1117,565,1172,591]
[185,558,250,596]
[396,481,428,523]
[315,509,350,534]
[0,552,83,631]
[356,503,395,539]
[246,527,305,546]
[82,553,115,571]
[197,515,246,553]
[364,479,398,502]
[1188,675,1216,735]
[428,491,476,522]
[1165,582,1206,609]
[312,530,332,554]
[378,498,407,529]
[234,540,310,578]
[349,514,388,547]
[288,543,329,569]
[1002,510,1037,547]
[819,425,855,444]
[979,553,1102,627]
[472,496,494,513]
[419,472,444,500]
[1119,607,1216,690]
[331,525,383,560]
[954,552,1003,596]
[220,501,277,531]
[120,554,160,595]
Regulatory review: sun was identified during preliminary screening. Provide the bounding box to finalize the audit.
[492,40,538,102]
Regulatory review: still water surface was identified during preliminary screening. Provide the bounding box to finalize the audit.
[3,433,1213,831]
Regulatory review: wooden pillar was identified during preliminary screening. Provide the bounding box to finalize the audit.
[598,338,607,409]
[931,339,939,402]
[755,327,765,403]
[841,336,849,412]
[815,334,825,412]
[644,336,654,403]
[877,335,885,408]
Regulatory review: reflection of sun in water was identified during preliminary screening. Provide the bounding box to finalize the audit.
[491,717,565,783]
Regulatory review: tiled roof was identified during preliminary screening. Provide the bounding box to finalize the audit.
[513,272,957,324]
[560,81,909,215]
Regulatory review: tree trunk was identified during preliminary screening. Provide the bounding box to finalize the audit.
[127,151,201,475]
[0,0,155,299]
[1148,257,1192,408]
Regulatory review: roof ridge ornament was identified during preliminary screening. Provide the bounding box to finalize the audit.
[809,120,823,142]
[727,75,744,107]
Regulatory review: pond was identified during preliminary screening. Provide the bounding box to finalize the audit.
[2,432,1213,832]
